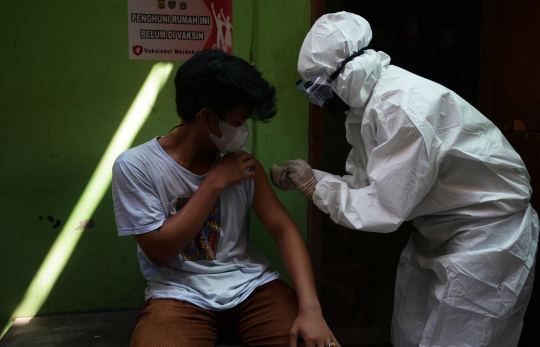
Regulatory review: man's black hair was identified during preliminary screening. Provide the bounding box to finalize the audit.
[174,49,277,122]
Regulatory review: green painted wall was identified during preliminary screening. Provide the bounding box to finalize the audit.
[0,0,311,331]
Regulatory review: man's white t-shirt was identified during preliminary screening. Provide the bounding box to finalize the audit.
[111,137,279,310]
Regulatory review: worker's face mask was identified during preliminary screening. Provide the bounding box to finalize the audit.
[207,114,250,153]
[296,49,367,115]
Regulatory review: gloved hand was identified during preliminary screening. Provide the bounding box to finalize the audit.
[269,165,296,190]
[284,158,318,200]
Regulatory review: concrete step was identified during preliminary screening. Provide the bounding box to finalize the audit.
[0,311,246,347]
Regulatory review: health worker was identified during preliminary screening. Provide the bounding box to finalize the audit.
[270,11,538,347]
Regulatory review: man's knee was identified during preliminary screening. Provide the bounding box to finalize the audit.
[131,299,219,347]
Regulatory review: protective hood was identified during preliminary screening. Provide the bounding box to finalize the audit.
[298,12,391,118]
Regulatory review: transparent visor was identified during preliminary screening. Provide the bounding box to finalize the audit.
[295,74,333,107]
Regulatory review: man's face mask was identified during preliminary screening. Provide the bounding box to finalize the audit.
[207,114,250,153]
[296,48,367,115]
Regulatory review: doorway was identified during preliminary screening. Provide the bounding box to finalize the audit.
[306,0,539,345]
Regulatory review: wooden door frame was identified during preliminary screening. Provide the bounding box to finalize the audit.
[306,5,393,343]
[308,0,326,295]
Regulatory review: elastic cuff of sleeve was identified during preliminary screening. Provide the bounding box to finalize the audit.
[298,177,318,200]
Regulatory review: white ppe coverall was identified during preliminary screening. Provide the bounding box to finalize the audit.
[299,12,538,347]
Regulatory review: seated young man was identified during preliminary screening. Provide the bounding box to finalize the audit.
[111,49,339,347]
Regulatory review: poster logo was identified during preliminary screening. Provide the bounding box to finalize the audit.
[157,0,165,9]
[180,2,187,10]
[168,0,176,9]
[132,45,143,56]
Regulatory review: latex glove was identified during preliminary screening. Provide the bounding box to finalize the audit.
[269,164,296,190]
[285,159,318,200]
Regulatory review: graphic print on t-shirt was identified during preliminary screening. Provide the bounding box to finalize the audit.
[176,196,221,261]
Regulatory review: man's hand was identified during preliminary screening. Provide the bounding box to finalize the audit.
[208,151,256,191]
[290,306,340,347]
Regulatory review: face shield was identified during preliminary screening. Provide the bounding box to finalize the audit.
[296,48,367,115]
[295,74,333,108]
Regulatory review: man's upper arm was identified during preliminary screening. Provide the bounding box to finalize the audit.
[112,159,166,236]
[251,159,297,238]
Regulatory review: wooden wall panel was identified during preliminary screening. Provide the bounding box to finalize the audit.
[479,0,540,131]
[479,1,540,345]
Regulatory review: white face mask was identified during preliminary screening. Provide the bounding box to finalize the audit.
[207,114,250,153]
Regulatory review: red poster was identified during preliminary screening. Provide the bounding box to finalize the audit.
[128,0,233,60]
